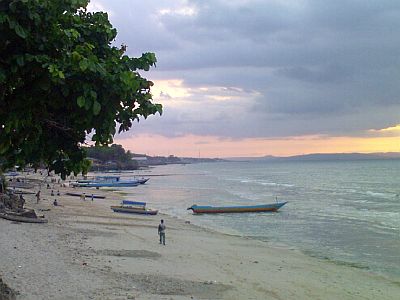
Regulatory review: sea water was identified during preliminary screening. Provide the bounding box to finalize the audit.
[118,159,400,280]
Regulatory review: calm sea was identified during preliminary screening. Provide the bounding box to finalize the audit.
[117,159,400,280]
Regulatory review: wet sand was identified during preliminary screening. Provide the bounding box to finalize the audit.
[1,174,399,299]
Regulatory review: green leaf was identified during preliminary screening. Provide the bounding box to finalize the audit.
[84,98,92,110]
[90,90,97,99]
[155,104,163,115]
[92,100,101,115]
[0,14,8,24]
[79,59,88,71]
[8,18,16,29]
[14,24,27,39]
[77,96,85,108]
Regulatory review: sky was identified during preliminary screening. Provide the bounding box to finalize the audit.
[89,0,400,157]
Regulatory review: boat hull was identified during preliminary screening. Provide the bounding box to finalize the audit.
[111,206,158,215]
[0,212,48,223]
[136,178,149,184]
[73,181,139,187]
[66,192,106,199]
[188,202,288,214]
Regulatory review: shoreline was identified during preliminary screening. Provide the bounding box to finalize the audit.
[1,173,399,299]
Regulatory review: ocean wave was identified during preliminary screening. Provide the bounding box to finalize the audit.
[365,191,396,199]
[259,181,294,187]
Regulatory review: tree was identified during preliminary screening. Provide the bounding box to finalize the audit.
[86,144,138,170]
[0,0,162,178]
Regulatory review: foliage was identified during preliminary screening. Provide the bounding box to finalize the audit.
[86,144,132,163]
[86,144,138,170]
[0,0,161,178]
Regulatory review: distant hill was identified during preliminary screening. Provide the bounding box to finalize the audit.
[227,152,400,162]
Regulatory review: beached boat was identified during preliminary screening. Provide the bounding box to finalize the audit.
[72,175,149,188]
[65,192,106,199]
[72,180,140,188]
[111,200,157,215]
[0,212,48,223]
[187,202,288,214]
[110,206,158,215]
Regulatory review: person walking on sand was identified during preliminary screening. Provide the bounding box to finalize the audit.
[158,219,166,245]
[35,190,41,203]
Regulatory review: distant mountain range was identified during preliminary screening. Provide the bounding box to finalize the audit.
[226,152,400,162]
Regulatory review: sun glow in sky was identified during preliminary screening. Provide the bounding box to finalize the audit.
[91,0,400,157]
[115,132,400,158]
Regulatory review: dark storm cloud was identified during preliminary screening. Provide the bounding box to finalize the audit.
[92,0,400,139]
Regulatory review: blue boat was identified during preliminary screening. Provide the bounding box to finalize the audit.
[187,202,288,214]
[122,200,146,206]
[111,200,157,215]
[72,176,149,187]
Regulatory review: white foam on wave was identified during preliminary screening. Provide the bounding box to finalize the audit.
[365,191,394,199]
[259,181,294,187]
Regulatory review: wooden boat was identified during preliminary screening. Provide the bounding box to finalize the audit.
[187,202,288,214]
[65,192,106,199]
[110,206,158,215]
[0,212,48,223]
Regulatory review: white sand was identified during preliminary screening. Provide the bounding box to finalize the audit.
[1,174,399,299]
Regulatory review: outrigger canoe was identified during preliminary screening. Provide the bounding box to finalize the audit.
[110,206,158,215]
[187,202,288,214]
[65,192,106,199]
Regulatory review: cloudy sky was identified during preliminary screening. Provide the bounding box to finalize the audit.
[89,0,400,157]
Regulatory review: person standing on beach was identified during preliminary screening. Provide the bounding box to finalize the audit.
[35,190,40,203]
[158,219,166,245]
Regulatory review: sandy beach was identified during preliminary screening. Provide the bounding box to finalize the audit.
[1,173,399,300]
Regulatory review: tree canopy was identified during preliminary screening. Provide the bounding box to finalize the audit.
[86,144,138,170]
[0,0,161,178]
[86,144,131,163]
